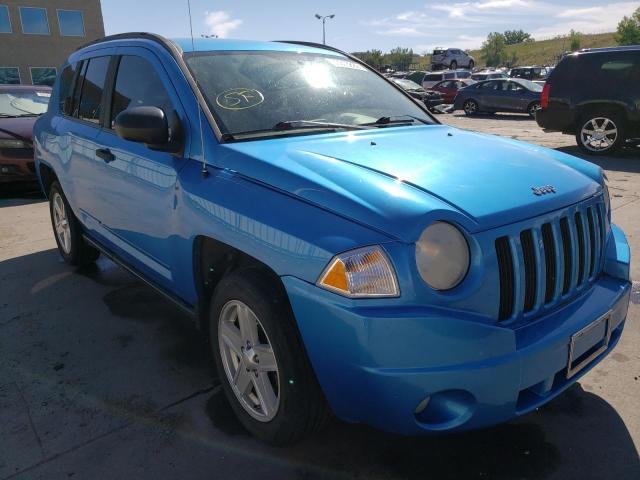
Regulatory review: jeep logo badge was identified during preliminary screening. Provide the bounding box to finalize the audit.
[532,185,556,196]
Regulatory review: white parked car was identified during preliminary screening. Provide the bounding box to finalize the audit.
[431,48,475,70]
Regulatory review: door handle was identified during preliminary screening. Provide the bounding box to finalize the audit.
[96,148,115,163]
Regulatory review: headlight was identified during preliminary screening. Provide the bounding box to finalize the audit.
[317,246,399,298]
[416,222,469,290]
[0,139,31,149]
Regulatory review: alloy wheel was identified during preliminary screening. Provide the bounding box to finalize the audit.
[464,100,477,115]
[52,192,71,254]
[218,300,280,422]
[580,117,618,152]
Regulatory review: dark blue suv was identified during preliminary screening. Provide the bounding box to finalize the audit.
[34,33,631,444]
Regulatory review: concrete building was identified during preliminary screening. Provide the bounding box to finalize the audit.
[0,0,104,85]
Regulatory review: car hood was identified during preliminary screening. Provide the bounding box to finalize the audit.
[218,125,602,242]
[0,116,37,141]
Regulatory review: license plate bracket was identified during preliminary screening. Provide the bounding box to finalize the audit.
[567,312,611,379]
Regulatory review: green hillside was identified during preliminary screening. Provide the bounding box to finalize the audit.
[467,32,617,67]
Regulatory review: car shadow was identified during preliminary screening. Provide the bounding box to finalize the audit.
[449,112,534,121]
[556,145,640,174]
[0,183,45,205]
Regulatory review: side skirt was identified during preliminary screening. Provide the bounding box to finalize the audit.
[83,234,197,319]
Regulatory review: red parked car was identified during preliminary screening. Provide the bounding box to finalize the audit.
[0,85,51,190]
[430,79,475,104]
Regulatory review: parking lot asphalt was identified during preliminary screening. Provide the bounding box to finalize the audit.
[1,113,639,480]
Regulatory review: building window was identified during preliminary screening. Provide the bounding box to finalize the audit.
[20,7,50,35]
[31,67,57,86]
[0,5,11,33]
[57,9,84,37]
[0,67,20,84]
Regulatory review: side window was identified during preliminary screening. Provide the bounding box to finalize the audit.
[110,55,174,128]
[480,81,498,90]
[444,72,455,79]
[58,62,79,115]
[77,56,110,124]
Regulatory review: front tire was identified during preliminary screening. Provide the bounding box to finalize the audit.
[576,112,625,155]
[528,101,540,118]
[463,99,479,116]
[209,269,329,445]
[49,181,100,266]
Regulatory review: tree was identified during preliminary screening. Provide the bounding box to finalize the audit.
[616,7,640,45]
[353,49,383,69]
[569,29,581,51]
[481,32,507,67]
[503,29,533,45]
[384,47,414,71]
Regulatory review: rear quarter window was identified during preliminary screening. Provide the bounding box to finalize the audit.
[58,62,78,115]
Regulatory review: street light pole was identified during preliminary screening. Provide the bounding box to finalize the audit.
[314,14,335,45]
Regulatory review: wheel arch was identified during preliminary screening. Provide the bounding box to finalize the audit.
[193,235,288,333]
[38,162,58,198]
[574,101,629,128]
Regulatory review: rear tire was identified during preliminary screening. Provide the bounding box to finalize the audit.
[209,269,330,445]
[576,111,625,156]
[463,99,479,116]
[468,60,475,70]
[450,60,458,70]
[48,181,100,266]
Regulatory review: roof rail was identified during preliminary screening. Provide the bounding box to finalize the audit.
[75,32,177,54]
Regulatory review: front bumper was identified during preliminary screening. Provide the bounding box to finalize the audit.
[0,148,37,184]
[282,226,631,435]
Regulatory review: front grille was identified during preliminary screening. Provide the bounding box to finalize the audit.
[496,200,606,322]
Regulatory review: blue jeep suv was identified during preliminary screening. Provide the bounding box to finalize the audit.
[34,33,631,445]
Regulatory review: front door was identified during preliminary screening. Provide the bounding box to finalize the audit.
[91,48,189,289]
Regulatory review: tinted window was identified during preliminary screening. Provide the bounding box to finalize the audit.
[77,56,110,124]
[110,55,174,128]
[57,10,84,36]
[59,63,79,115]
[0,5,11,33]
[457,71,471,78]
[20,7,49,34]
[0,67,20,84]
[479,81,500,90]
[444,72,455,79]
[425,73,443,81]
[31,67,57,86]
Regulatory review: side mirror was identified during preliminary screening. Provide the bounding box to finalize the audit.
[114,106,170,148]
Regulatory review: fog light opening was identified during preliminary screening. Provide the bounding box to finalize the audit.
[414,389,476,430]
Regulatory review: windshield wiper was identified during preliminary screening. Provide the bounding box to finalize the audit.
[225,120,369,141]
[272,120,369,131]
[0,113,39,118]
[359,114,430,127]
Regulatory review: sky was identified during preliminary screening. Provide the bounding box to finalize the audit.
[101,0,639,53]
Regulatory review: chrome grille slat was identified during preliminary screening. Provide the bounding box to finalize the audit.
[495,199,606,322]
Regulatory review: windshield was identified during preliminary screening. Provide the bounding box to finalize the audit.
[0,90,50,116]
[513,79,543,92]
[185,51,432,138]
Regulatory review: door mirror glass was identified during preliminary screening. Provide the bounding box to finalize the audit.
[114,106,169,147]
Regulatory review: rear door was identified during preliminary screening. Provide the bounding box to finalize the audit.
[476,80,503,110]
[90,47,189,289]
[57,54,114,220]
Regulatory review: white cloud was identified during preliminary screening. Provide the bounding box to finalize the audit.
[204,11,242,38]
[476,0,528,9]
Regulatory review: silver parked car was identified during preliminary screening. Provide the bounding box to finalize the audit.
[431,48,475,70]
[422,69,472,89]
